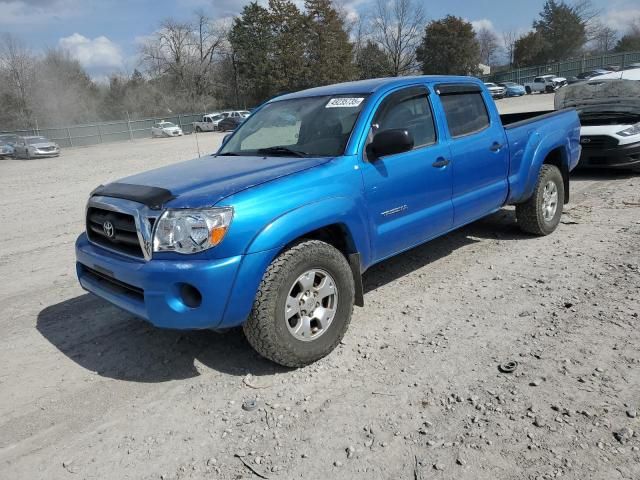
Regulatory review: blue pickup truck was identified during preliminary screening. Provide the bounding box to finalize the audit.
[76,76,581,367]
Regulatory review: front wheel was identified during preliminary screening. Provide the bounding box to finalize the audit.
[516,164,564,235]
[525,86,532,94]
[243,240,355,367]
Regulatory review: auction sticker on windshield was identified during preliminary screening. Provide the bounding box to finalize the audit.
[326,97,364,108]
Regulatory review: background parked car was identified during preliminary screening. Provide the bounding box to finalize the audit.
[193,114,221,132]
[193,111,251,132]
[484,82,507,99]
[0,140,15,158]
[151,121,183,138]
[13,136,60,159]
[497,81,526,97]
[567,69,611,84]
[217,116,243,132]
[593,67,640,81]
[525,75,563,94]
[0,133,19,146]
[555,77,640,172]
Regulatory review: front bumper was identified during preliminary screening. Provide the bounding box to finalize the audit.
[579,140,640,170]
[75,233,273,329]
[32,150,60,157]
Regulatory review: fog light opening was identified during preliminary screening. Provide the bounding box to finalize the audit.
[179,283,202,308]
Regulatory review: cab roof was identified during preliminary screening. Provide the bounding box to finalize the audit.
[273,75,481,102]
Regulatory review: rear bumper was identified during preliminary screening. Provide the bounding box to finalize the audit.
[579,141,640,170]
[75,233,275,329]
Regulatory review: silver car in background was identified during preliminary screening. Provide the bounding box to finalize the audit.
[484,82,507,99]
[13,136,60,159]
[151,121,183,138]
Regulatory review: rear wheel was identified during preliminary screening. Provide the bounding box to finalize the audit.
[243,240,355,367]
[195,126,202,132]
[516,164,564,236]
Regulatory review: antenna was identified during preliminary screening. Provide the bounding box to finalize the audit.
[194,124,202,158]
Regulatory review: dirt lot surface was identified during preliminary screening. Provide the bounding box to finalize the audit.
[1,95,639,480]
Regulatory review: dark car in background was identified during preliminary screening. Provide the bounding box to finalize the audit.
[217,116,243,132]
[567,69,611,84]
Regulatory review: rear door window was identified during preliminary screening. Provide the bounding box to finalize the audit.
[439,91,490,138]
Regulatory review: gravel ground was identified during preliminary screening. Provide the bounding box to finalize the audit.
[1,95,639,480]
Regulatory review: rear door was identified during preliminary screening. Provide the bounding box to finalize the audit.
[434,83,509,228]
[360,85,453,262]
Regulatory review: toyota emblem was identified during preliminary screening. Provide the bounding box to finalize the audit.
[103,220,115,239]
[580,138,591,144]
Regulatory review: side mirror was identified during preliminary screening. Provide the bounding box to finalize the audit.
[370,129,414,159]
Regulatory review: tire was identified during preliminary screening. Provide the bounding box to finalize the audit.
[243,239,355,367]
[195,126,202,132]
[516,164,564,236]
[525,86,532,94]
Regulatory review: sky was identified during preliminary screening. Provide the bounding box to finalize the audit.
[1,0,639,79]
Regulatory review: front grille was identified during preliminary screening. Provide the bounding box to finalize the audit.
[580,135,619,149]
[86,206,144,258]
[38,146,55,151]
[82,265,144,300]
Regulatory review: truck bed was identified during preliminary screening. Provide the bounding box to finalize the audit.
[500,110,555,127]
[501,108,581,205]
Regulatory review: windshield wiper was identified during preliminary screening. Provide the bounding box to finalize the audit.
[216,152,240,156]
[257,146,309,158]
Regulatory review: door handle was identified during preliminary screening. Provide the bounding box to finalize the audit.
[490,142,503,152]
[432,157,450,168]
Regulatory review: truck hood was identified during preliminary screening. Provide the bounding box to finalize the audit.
[555,79,640,113]
[109,154,331,208]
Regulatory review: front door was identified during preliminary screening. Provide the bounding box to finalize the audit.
[360,86,453,262]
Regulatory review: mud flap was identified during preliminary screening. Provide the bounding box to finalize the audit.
[348,253,364,307]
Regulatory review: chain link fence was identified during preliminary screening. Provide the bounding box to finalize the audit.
[482,51,640,85]
[1,112,207,149]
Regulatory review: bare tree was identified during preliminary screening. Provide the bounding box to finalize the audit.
[191,10,227,96]
[140,19,193,90]
[476,27,499,66]
[502,30,517,68]
[574,0,603,40]
[590,22,618,53]
[0,33,36,126]
[372,0,426,76]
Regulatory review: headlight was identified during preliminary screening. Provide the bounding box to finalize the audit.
[617,122,640,137]
[153,207,233,254]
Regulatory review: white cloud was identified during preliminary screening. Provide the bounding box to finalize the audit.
[471,19,496,33]
[600,8,640,32]
[58,33,123,70]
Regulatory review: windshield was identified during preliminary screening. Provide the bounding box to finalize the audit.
[218,94,368,157]
[158,122,176,128]
[27,137,49,144]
